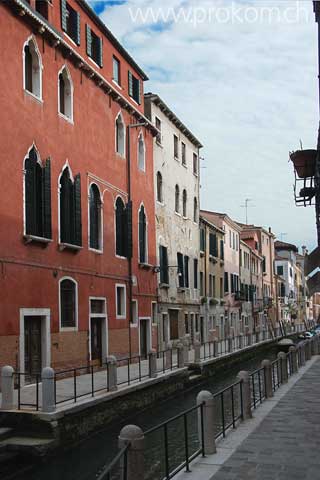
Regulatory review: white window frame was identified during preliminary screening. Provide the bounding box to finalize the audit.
[131,299,138,326]
[115,111,126,158]
[137,131,146,172]
[57,64,74,123]
[22,35,43,102]
[88,182,103,253]
[115,283,126,319]
[59,276,79,331]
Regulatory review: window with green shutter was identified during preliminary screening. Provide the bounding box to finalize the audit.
[59,167,82,246]
[25,147,52,240]
[86,25,103,67]
[61,0,81,45]
[159,246,169,284]
[128,71,141,104]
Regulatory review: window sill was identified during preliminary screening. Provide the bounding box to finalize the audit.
[209,255,218,264]
[159,283,170,289]
[130,322,138,328]
[174,211,181,217]
[116,316,126,320]
[193,172,199,177]
[182,216,188,220]
[156,140,163,148]
[58,112,74,125]
[200,251,205,257]
[24,89,43,104]
[174,156,179,162]
[89,247,103,255]
[182,162,187,169]
[139,262,152,270]
[115,254,127,260]
[112,79,122,89]
[58,242,82,252]
[63,32,78,47]
[60,327,78,332]
[156,200,165,207]
[116,152,126,160]
[88,56,102,69]
[23,234,52,246]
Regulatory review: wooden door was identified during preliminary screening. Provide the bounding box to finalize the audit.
[140,319,148,359]
[91,318,102,365]
[24,316,42,382]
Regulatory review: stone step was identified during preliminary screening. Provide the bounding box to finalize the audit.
[0,436,55,456]
[0,429,13,442]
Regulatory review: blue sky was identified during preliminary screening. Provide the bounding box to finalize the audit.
[90,0,319,251]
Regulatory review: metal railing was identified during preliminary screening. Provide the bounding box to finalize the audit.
[117,355,150,387]
[54,363,110,406]
[213,380,243,439]
[144,402,205,479]
[14,372,40,411]
[250,367,266,408]
[95,442,130,480]
[156,348,178,374]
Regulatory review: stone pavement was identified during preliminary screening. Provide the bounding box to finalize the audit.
[177,356,320,480]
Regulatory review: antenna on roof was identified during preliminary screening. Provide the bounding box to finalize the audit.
[240,198,255,224]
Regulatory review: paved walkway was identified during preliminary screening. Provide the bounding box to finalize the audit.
[178,356,320,480]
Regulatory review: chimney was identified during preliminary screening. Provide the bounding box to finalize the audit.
[302,245,307,256]
[268,227,272,234]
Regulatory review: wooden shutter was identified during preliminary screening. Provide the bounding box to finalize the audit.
[128,71,133,97]
[137,79,141,104]
[139,207,146,263]
[213,234,218,257]
[74,173,82,246]
[86,24,92,57]
[61,0,68,31]
[76,11,81,45]
[115,200,122,256]
[25,152,36,235]
[177,253,184,288]
[220,239,224,260]
[89,186,98,249]
[194,259,198,289]
[42,158,52,239]
[98,37,103,67]
[60,170,70,243]
[126,200,132,259]
[184,256,189,288]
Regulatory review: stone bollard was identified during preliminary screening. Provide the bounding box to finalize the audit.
[261,360,273,398]
[165,342,173,370]
[213,340,218,357]
[289,346,298,374]
[300,342,306,366]
[42,367,56,413]
[194,340,201,363]
[228,336,233,353]
[148,350,157,379]
[196,391,216,454]
[1,366,14,410]
[239,333,244,350]
[183,337,189,363]
[119,425,144,480]
[237,371,252,420]
[177,343,185,369]
[278,352,288,384]
[107,356,118,391]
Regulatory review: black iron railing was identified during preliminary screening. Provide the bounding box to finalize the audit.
[54,363,110,405]
[250,367,266,408]
[144,402,205,479]
[95,442,130,480]
[14,372,40,411]
[213,380,243,439]
[117,355,150,387]
[156,348,178,374]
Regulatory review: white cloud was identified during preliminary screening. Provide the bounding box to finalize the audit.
[98,0,319,250]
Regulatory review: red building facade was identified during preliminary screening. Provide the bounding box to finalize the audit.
[0,0,158,374]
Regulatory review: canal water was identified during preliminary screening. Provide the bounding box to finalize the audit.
[10,346,278,480]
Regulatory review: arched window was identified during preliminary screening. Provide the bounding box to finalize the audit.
[139,205,147,264]
[156,172,163,203]
[24,146,51,239]
[175,185,180,214]
[193,197,198,223]
[58,66,73,120]
[59,166,82,246]
[60,278,77,329]
[138,133,145,171]
[89,184,102,251]
[23,37,42,99]
[115,197,127,257]
[116,113,125,157]
[183,189,187,217]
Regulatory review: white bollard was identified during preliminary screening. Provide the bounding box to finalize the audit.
[42,367,56,413]
[149,350,157,379]
[107,356,118,391]
[237,370,252,420]
[119,425,144,480]
[1,366,14,410]
[197,390,216,454]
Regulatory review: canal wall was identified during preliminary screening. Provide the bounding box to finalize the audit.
[0,335,300,454]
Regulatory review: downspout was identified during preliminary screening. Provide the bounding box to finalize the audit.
[127,125,133,359]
